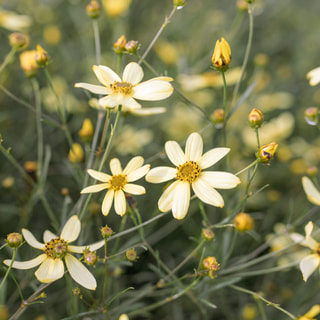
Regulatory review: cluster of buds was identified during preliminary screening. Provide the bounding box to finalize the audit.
[248,108,264,128]
[114,35,140,55]
[202,256,219,278]
[233,212,254,232]
[256,142,278,164]
[86,0,101,19]
[304,107,319,126]
[211,37,231,72]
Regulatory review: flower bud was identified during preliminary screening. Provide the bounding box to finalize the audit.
[173,0,186,9]
[73,288,81,296]
[61,188,69,196]
[125,248,138,262]
[210,108,225,129]
[234,212,254,232]
[2,176,15,188]
[211,37,231,71]
[6,232,23,248]
[9,32,29,50]
[35,44,49,67]
[306,166,318,177]
[202,228,215,241]
[101,225,114,239]
[237,0,249,11]
[119,314,129,320]
[78,118,94,143]
[24,161,38,183]
[68,143,84,163]
[304,107,319,126]
[114,35,126,54]
[202,256,219,278]
[86,0,101,18]
[248,108,264,128]
[20,50,38,77]
[124,40,140,54]
[83,248,97,266]
[256,142,278,164]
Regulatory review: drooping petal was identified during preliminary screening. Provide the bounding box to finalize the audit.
[302,176,320,205]
[122,62,144,85]
[114,190,127,216]
[146,166,177,183]
[35,257,64,283]
[123,156,144,175]
[299,254,320,281]
[102,189,114,216]
[80,183,109,194]
[4,254,46,270]
[93,65,121,86]
[132,80,173,101]
[61,215,80,243]
[123,183,146,195]
[165,141,186,166]
[22,229,44,250]
[43,230,58,243]
[200,171,241,189]
[192,178,224,207]
[110,158,122,175]
[158,180,180,212]
[69,239,105,253]
[65,254,97,290]
[127,164,150,182]
[74,83,111,95]
[198,148,230,169]
[87,169,111,182]
[185,132,203,162]
[171,181,190,220]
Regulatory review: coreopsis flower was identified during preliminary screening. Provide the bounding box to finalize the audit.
[248,108,264,128]
[302,176,320,206]
[20,50,38,77]
[3,215,105,290]
[256,141,278,163]
[298,305,320,320]
[35,44,49,67]
[290,221,320,282]
[211,37,231,71]
[307,67,320,86]
[145,132,241,220]
[75,62,173,110]
[81,156,150,216]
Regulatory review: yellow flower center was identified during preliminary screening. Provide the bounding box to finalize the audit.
[175,161,202,183]
[45,237,68,259]
[110,81,132,95]
[109,174,128,190]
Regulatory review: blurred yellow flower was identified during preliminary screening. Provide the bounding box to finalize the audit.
[3,216,105,290]
[0,9,32,31]
[43,25,61,46]
[155,40,178,65]
[102,0,131,17]
[20,50,38,77]
[298,305,320,320]
[78,118,94,143]
[307,67,320,87]
[68,143,84,163]
[302,176,320,206]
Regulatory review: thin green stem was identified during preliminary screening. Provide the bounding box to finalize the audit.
[0,248,17,290]
[0,48,17,74]
[102,238,108,303]
[221,70,228,148]
[92,19,101,65]
[255,127,261,149]
[235,159,258,176]
[221,229,238,268]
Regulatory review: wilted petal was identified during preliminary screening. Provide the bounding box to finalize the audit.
[171,181,190,220]
[123,183,146,195]
[192,179,224,207]
[4,254,46,270]
[43,230,58,243]
[165,141,185,166]
[114,190,127,216]
[65,254,97,290]
[123,156,144,175]
[81,183,109,194]
[22,229,44,250]
[127,165,150,182]
[132,80,173,101]
[74,83,111,95]
[200,171,240,189]
[93,65,120,86]
[61,215,80,242]
[146,166,176,183]
[198,148,230,169]
[122,62,144,85]
[158,180,180,212]
[300,254,320,281]
[87,169,111,182]
[110,158,122,175]
[35,257,64,283]
[102,190,114,216]
[185,132,203,162]
[302,176,320,206]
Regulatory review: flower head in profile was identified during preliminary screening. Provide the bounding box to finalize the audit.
[211,37,231,71]
[75,62,173,110]
[302,176,320,206]
[81,156,150,216]
[145,132,241,220]
[307,67,320,86]
[3,216,105,290]
[291,221,320,282]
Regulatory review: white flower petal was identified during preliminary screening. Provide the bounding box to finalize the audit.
[35,257,64,283]
[87,169,111,182]
[123,183,146,195]
[69,239,105,253]
[165,141,186,166]
[81,183,109,194]
[198,148,230,169]
[171,181,190,220]
[22,229,44,250]
[192,179,224,207]
[127,164,150,182]
[43,230,58,243]
[93,65,121,86]
[307,67,320,86]
[305,221,314,239]
[114,190,127,216]
[200,171,241,189]
[61,215,80,243]
[185,132,203,162]
[302,176,320,205]
[300,254,320,281]
[290,232,318,250]
[4,254,46,270]
[98,95,119,108]
[158,181,180,212]
[129,107,166,116]
[119,95,142,110]
[102,190,114,216]
[132,80,173,101]
[123,156,144,175]
[65,254,97,290]
[74,83,111,95]
[110,158,122,175]
[146,166,177,183]
[122,62,144,85]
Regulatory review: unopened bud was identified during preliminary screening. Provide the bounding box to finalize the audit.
[79,118,94,143]
[304,107,319,126]
[9,32,29,50]
[124,40,140,54]
[6,232,23,248]
[234,212,254,232]
[125,248,138,262]
[83,249,97,266]
[101,225,114,239]
[20,50,38,77]
[68,143,84,163]
[202,228,215,241]
[86,0,101,18]
[73,288,81,296]
[210,108,225,129]
[173,0,186,9]
[256,142,278,164]
[248,108,264,128]
[35,45,49,67]
[236,0,249,11]
[306,166,318,177]
[211,37,231,72]
[61,188,69,196]
[114,35,126,54]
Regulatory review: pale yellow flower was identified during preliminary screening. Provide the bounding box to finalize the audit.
[291,221,320,282]
[298,305,320,320]
[102,0,131,17]
[75,62,173,110]
[0,10,32,31]
[145,132,241,220]
[81,157,150,216]
[302,176,320,206]
[307,67,320,86]
[3,216,104,290]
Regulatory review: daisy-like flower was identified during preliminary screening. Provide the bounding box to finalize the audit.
[75,62,173,110]
[145,132,241,220]
[302,176,320,206]
[81,156,150,216]
[307,67,320,86]
[3,215,105,290]
[291,221,320,282]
